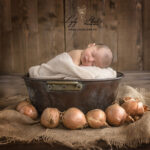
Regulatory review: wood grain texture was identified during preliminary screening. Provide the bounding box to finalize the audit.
[38,0,64,64]
[0,0,150,74]
[22,0,39,73]
[11,0,28,73]
[0,1,2,71]
[10,0,39,74]
[0,75,27,99]
[0,0,64,74]
[143,0,150,70]
[0,0,13,73]
[117,0,143,71]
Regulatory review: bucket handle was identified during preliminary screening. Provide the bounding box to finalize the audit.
[46,81,83,91]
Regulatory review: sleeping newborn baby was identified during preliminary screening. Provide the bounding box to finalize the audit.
[68,43,113,68]
[29,43,116,79]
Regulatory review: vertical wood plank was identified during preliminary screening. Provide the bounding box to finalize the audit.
[11,0,27,73]
[38,0,64,64]
[21,0,39,73]
[11,0,39,74]
[0,0,13,74]
[143,0,150,70]
[136,0,143,70]
[117,0,143,71]
[0,1,2,68]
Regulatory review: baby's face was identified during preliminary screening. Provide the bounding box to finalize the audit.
[81,46,105,67]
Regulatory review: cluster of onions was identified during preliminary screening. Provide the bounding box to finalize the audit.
[40,97,149,129]
[105,103,133,126]
[17,96,148,129]
[16,100,38,120]
[40,107,108,129]
[105,97,149,126]
[121,97,148,120]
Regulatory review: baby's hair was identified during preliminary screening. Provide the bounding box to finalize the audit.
[95,43,110,49]
[95,43,113,68]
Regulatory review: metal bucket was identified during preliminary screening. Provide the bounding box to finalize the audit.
[23,72,124,113]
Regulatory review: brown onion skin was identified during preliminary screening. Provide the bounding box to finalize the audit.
[16,100,30,111]
[86,109,107,128]
[40,108,60,128]
[62,107,87,130]
[19,104,38,120]
[121,100,144,116]
[105,104,127,126]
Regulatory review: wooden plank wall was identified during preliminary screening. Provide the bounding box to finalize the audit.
[0,0,64,74]
[117,0,143,71]
[0,0,150,74]
[143,0,150,70]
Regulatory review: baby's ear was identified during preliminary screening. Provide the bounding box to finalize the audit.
[88,43,95,48]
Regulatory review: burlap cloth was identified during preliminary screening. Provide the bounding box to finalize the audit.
[0,85,150,149]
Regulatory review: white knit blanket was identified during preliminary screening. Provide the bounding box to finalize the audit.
[29,52,117,79]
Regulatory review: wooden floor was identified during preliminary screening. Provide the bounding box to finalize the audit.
[0,71,150,150]
[121,71,150,89]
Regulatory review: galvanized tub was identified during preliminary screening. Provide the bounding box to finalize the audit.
[23,72,124,114]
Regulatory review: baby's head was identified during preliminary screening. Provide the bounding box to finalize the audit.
[80,43,113,68]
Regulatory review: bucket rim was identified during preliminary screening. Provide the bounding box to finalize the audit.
[23,72,124,82]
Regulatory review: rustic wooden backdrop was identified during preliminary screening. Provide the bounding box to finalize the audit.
[0,0,150,74]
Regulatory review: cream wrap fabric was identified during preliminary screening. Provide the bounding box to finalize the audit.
[29,52,116,79]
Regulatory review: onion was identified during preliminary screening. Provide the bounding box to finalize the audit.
[40,108,60,128]
[19,104,38,120]
[62,107,87,130]
[86,109,107,128]
[121,100,145,116]
[16,100,30,111]
[105,104,128,126]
